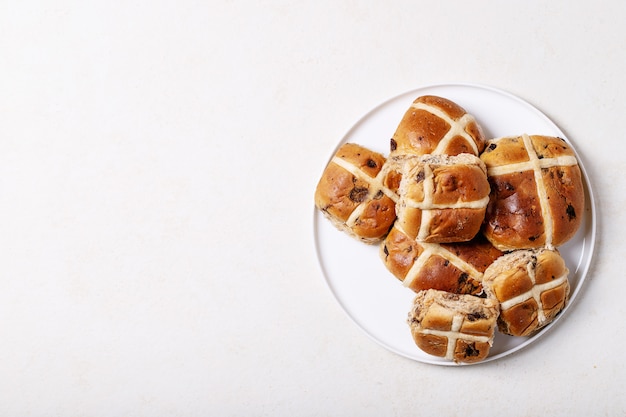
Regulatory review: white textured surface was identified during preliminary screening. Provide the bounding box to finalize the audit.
[0,1,622,415]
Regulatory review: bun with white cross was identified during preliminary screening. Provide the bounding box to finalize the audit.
[395,153,491,243]
[314,143,398,243]
[481,247,570,337]
[480,134,585,251]
[390,95,486,157]
[407,289,500,364]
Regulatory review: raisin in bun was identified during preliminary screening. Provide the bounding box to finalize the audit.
[407,289,500,364]
[314,143,397,243]
[395,153,490,243]
[380,225,503,296]
[390,95,486,157]
[480,134,585,251]
[482,247,570,337]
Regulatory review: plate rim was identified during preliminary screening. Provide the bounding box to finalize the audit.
[312,82,598,366]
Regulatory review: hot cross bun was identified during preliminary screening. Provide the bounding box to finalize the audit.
[482,247,570,337]
[314,143,398,243]
[480,134,585,251]
[395,153,491,243]
[390,95,486,157]
[407,289,500,363]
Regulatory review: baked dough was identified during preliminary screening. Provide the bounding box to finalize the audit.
[407,289,500,363]
[380,225,502,295]
[314,143,397,243]
[482,247,570,337]
[395,153,490,243]
[480,134,585,251]
[390,95,486,157]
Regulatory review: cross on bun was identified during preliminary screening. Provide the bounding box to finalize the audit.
[390,95,486,157]
[482,247,570,337]
[380,225,503,296]
[395,153,491,243]
[407,289,500,363]
[314,143,397,243]
[480,134,585,251]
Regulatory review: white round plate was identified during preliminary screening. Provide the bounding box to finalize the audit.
[313,83,597,366]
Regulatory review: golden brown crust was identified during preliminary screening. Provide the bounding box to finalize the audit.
[480,136,530,165]
[417,255,482,295]
[442,236,504,274]
[425,207,487,243]
[482,171,545,248]
[480,135,584,251]
[315,163,361,222]
[380,225,424,281]
[380,226,502,296]
[542,165,585,246]
[431,164,490,204]
[407,289,499,363]
[378,155,413,195]
[314,143,396,243]
[338,142,387,177]
[350,196,396,240]
[481,248,570,336]
[390,95,486,157]
[396,154,490,243]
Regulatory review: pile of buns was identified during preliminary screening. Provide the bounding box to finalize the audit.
[315,94,586,364]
